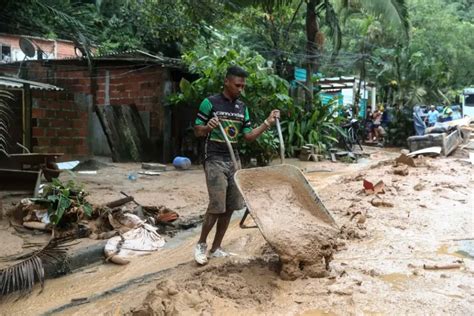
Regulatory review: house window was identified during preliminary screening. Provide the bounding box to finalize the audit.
[0,44,11,63]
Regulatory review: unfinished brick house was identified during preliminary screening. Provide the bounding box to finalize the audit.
[0,51,189,163]
[0,33,77,63]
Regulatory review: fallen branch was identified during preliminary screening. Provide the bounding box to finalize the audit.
[423,263,462,270]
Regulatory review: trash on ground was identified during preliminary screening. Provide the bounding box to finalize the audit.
[77,170,97,175]
[56,161,80,170]
[363,179,385,195]
[407,147,442,157]
[141,163,167,171]
[104,213,165,265]
[172,156,191,170]
[138,170,161,176]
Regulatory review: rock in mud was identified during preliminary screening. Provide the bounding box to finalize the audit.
[393,165,409,176]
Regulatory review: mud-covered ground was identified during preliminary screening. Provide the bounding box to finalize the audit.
[1,147,473,315]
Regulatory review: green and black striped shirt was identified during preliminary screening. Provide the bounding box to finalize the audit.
[195,94,252,160]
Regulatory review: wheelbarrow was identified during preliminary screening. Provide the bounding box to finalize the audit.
[214,114,337,231]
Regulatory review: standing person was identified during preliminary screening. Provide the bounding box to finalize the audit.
[193,66,280,265]
[441,107,454,122]
[372,106,384,141]
[425,105,439,127]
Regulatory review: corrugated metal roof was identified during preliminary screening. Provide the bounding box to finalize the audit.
[53,49,182,66]
[0,76,63,91]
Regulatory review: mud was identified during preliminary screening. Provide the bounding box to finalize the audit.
[236,166,339,280]
[2,150,474,315]
[129,259,278,316]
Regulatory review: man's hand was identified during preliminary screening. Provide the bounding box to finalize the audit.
[206,117,219,131]
[265,109,280,126]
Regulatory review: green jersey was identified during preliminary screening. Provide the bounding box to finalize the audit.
[195,94,252,160]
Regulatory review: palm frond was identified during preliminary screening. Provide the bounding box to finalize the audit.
[0,89,13,157]
[0,236,74,298]
[360,0,410,39]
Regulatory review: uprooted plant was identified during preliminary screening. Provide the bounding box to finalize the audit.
[43,178,93,227]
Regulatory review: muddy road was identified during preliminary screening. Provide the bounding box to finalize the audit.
[1,148,473,315]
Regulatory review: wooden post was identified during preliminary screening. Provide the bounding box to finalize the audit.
[22,83,32,152]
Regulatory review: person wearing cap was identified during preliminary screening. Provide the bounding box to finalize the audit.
[425,105,439,127]
[441,106,453,122]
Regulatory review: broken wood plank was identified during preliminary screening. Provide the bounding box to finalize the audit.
[96,104,152,162]
[423,263,462,270]
[105,196,134,208]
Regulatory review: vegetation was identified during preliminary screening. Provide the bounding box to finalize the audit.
[1,0,472,152]
[0,90,13,157]
[43,178,93,226]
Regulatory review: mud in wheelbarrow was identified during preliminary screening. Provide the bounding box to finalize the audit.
[234,164,339,280]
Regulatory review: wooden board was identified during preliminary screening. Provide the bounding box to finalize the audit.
[96,105,152,162]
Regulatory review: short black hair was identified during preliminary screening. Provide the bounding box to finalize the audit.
[226,66,248,78]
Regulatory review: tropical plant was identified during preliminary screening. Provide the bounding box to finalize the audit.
[0,89,13,157]
[281,97,346,156]
[43,178,93,226]
[169,45,292,164]
[226,0,410,107]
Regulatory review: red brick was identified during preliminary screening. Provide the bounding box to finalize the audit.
[37,119,50,127]
[58,138,74,146]
[32,108,46,118]
[72,120,83,128]
[32,127,44,137]
[46,129,56,137]
[77,128,88,137]
[57,129,72,137]
[63,111,78,119]
[37,138,50,146]
[45,109,57,118]
[73,138,85,146]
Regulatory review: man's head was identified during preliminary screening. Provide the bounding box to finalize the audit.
[430,105,435,110]
[224,66,248,100]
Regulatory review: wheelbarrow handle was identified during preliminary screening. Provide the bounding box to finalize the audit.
[213,113,239,168]
[275,118,285,164]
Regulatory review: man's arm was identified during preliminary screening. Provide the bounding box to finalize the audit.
[243,109,280,142]
[194,98,218,137]
[194,118,218,137]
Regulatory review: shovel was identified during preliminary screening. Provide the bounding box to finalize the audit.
[212,113,257,228]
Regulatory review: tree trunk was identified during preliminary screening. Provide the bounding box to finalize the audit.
[305,0,320,111]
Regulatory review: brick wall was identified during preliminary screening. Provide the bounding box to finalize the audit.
[31,90,89,161]
[96,66,167,140]
[0,60,175,161]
